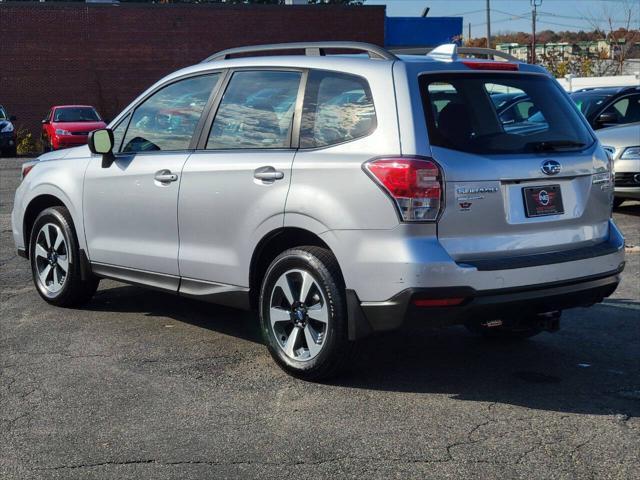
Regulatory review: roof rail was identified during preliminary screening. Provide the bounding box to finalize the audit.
[392,44,520,63]
[202,42,398,63]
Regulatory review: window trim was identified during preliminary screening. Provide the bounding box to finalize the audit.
[111,112,131,154]
[112,70,225,156]
[197,66,307,152]
[297,68,378,151]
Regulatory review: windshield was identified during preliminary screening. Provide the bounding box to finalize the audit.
[570,93,611,119]
[0,107,6,120]
[420,73,593,154]
[53,107,101,123]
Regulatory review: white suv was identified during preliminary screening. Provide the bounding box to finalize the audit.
[12,43,625,379]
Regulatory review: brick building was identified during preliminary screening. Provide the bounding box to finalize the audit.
[0,2,385,137]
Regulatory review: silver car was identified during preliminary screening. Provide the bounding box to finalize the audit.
[597,122,640,208]
[11,42,625,379]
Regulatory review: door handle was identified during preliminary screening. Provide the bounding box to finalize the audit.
[254,166,284,182]
[154,169,178,183]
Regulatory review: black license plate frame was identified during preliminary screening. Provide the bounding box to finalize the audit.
[522,184,564,217]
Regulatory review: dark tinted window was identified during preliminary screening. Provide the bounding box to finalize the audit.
[571,93,611,119]
[602,94,640,125]
[122,74,219,153]
[300,71,376,149]
[421,73,593,154]
[207,71,301,149]
[53,107,101,122]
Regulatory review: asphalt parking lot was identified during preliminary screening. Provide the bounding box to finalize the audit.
[1,157,638,479]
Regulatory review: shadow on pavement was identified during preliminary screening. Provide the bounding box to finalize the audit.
[88,284,262,344]
[614,202,640,217]
[87,283,639,417]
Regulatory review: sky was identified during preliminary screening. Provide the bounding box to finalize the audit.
[366,0,640,38]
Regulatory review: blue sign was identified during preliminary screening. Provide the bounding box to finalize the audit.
[386,17,463,47]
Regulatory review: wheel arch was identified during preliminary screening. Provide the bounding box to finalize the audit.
[248,227,339,310]
[22,194,68,258]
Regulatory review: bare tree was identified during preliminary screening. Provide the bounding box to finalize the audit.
[583,0,640,75]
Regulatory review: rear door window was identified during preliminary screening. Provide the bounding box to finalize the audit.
[206,70,301,149]
[421,73,593,154]
[300,71,376,148]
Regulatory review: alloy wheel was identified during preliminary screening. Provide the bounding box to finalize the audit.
[34,223,69,294]
[269,269,329,361]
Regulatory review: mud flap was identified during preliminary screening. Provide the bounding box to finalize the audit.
[346,289,373,341]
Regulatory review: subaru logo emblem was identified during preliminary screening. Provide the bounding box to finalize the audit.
[541,160,561,176]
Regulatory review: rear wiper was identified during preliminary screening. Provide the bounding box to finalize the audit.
[529,140,586,152]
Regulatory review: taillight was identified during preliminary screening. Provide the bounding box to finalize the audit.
[462,60,519,71]
[593,147,615,187]
[364,157,443,222]
[21,163,35,180]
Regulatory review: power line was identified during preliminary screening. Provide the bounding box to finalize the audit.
[538,11,638,23]
[535,17,599,30]
[448,9,487,17]
[492,9,532,20]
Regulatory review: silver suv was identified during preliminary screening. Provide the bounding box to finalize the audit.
[11,42,625,379]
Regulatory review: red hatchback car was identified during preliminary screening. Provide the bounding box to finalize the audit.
[41,105,107,151]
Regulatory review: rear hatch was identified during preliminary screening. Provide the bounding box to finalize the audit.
[419,71,612,262]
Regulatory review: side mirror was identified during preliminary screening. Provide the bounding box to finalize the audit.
[9,115,17,121]
[41,119,49,124]
[88,129,115,168]
[596,111,618,126]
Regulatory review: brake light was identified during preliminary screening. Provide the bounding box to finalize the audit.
[21,163,35,180]
[462,60,519,71]
[365,157,442,221]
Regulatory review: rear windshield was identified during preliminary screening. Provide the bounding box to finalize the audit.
[420,73,594,154]
[53,107,101,123]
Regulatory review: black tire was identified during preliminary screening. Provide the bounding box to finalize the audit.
[29,206,99,307]
[259,246,355,380]
[465,321,543,340]
[42,137,54,153]
[613,197,625,209]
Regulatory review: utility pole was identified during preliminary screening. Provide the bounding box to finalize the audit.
[468,22,472,45]
[531,0,542,64]
[486,0,491,49]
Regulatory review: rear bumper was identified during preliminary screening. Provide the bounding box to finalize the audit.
[340,220,625,338]
[357,267,622,333]
[614,186,640,199]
